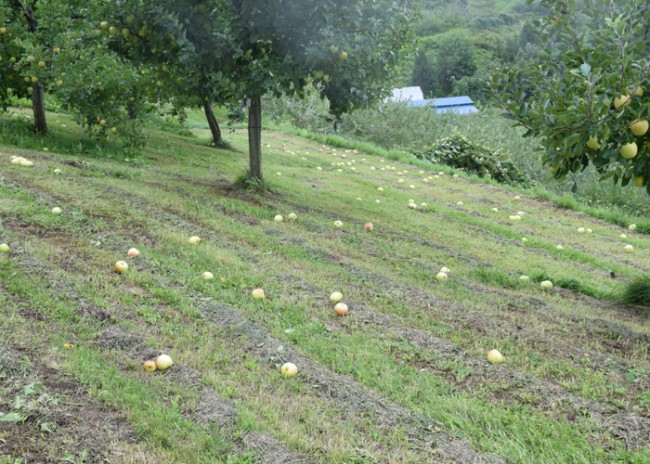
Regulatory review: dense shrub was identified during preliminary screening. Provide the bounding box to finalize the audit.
[416,133,528,185]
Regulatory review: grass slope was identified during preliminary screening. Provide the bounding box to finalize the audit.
[0,112,649,463]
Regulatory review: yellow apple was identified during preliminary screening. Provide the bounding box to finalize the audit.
[624,245,634,254]
[620,142,638,159]
[0,243,9,253]
[540,280,553,290]
[630,120,649,137]
[202,271,214,281]
[632,86,644,97]
[188,236,201,245]
[114,261,128,274]
[436,271,448,282]
[37,60,45,67]
[51,207,62,214]
[252,288,266,299]
[280,362,298,377]
[339,51,348,61]
[156,354,173,371]
[329,291,343,304]
[613,94,631,110]
[487,349,505,364]
[633,176,644,187]
[586,136,601,150]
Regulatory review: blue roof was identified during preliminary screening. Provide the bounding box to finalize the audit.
[405,96,479,114]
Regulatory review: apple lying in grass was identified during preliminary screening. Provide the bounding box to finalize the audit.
[288,213,297,221]
[540,280,553,290]
[280,362,298,377]
[334,220,343,228]
[513,195,521,202]
[487,349,505,364]
[436,272,448,282]
[334,302,349,316]
[440,266,450,273]
[521,237,528,243]
[330,291,343,304]
[252,288,266,299]
[202,271,214,281]
[51,207,62,215]
[407,202,417,209]
[577,227,585,234]
[142,360,157,372]
[364,222,374,231]
[156,354,173,371]
[274,214,284,223]
[629,224,637,231]
[53,168,62,175]
[0,243,9,253]
[127,247,140,258]
[114,261,129,274]
[624,245,634,254]
[585,228,593,234]
[189,236,201,245]
[519,275,530,282]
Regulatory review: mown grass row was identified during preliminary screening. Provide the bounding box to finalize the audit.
[2,124,648,462]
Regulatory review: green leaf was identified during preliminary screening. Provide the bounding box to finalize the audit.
[0,412,26,423]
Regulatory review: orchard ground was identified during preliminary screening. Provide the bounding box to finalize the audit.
[0,109,649,464]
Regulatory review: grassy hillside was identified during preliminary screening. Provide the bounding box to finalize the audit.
[1,110,649,463]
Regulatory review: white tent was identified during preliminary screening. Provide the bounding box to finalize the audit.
[388,86,424,103]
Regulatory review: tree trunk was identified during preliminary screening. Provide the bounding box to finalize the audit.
[202,100,222,145]
[248,95,262,180]
[31,83,47,134]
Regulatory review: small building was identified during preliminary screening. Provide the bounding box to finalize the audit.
[406,96,479,115]
[388,86,424,103]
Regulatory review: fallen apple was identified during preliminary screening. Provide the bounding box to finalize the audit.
[585,228,593,234]
[280,362,298,377]
[334,302,349,316]
[556,245,564,250]
[407,202,417,209]
[142,360,157,372]
[364,222,374,231]
[156,354,173,371]
[288,213,297,220]
[334,220,343,228]
[629,224,637,231]
[513,195,521,201]
[63,343,74,349]
[188,236,201,245]
[577,227,585,234]
[0,243,9,253]
[252,288,266,299]
[330,291,343,304]
[51,207,63,215]
[624,245,634,254]
[274,214,284,223]
[127,247,140,258]
[436,271,448,282]
[53,168,62,175]
[509,215,521,221]
[114,261,129,274]
[487,349,505,364]
[202,271,214,281]
[519,275,529,282]
[540,280,553,290]
[440,266,450,273]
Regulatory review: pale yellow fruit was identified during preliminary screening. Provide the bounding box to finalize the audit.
[614,94,631,109]
[280,362,298,377]
[630,120,649,137]
[633,176,644,187]
[620,142,638,159]
[487,349,505,364]
[156,354,173,371]
[586,136,601,150]
[436,272,448,282]
[329,291,343,304]
[540,280,553,290]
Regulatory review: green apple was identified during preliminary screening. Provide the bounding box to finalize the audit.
[586,136,601,150]
[188,236,201,245]
[252,288,266,299]
[0,243,9,253]
[613,94,630,110]
[624,245,634,254]
[51,207,62,215]
[540,280,553,290]
[202,271,214,281]
[436,271,448,282]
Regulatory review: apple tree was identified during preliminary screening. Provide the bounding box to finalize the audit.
[0,0,151,145]
[223,0,415,181]
[495,0,650,193]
